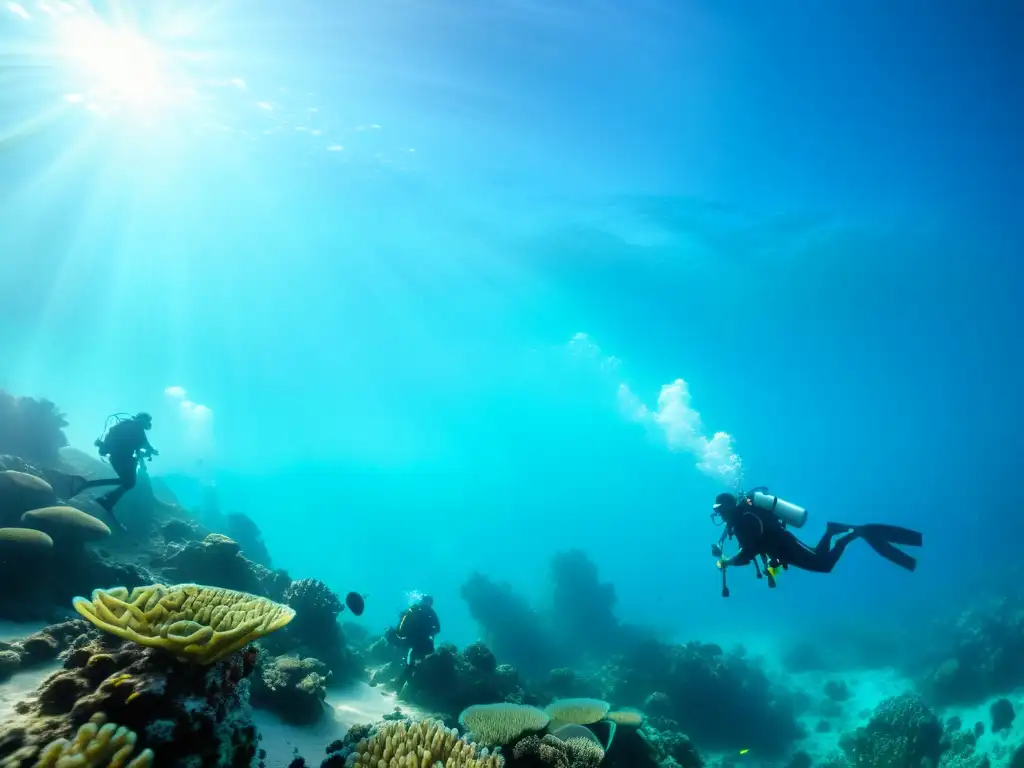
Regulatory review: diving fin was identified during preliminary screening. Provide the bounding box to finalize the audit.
[862,534,917,572]
[858,523,922,548]
[66,475,89,498]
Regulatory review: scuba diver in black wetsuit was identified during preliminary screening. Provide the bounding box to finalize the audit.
[710,487,922,597]
[74,413,159,529]
[391,595,440,691]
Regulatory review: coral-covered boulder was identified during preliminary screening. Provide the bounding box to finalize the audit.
[260,578,361,682]
[151,533,266,595]
[840,693,942,768]
[250,654,330,725]
[373,641,524,718]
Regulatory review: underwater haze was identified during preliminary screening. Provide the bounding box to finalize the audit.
[0,0,1020,657]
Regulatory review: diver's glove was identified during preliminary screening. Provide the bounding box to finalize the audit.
[717,556,732,569]
[711,543,723,558]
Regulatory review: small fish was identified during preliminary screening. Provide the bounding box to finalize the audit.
[345,591,365,616]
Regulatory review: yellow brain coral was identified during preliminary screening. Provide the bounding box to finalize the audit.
[33,712,154,768]
[345,719,503,768]
[458,703,551,747]
[72,583,295,665]
[543,698,610,726]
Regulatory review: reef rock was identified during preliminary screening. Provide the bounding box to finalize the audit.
[250,653,330,725]
[374,641,524,717]
[840,693,942,768]
[598,639,803,757]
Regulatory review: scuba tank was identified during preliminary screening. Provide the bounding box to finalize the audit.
[94,413,131,458]
[746,486,808,528]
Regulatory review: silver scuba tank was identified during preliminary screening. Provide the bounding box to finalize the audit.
[751,491,808,528]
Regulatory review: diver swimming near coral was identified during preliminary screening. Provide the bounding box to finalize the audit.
[72,412,159,528]
[391,595,440,691]
[710,487,922,596]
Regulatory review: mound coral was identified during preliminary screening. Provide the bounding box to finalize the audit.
[458,703,551,747]
[72,583,295,664]
[344,719,503,768]
[22,506,111,541]
[32,713,154,768]
[0,527,53,549]
[0,471,56,524]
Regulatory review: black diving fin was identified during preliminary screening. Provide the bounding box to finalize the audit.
[859,524,922,572]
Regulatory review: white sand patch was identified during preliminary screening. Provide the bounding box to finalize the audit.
[252,681,427,767]
[0,621,45,642]
[0,661,59,724]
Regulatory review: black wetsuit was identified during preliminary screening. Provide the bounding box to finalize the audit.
[727,505,922,573]
[94,420,154,512]
[395,604,440,686]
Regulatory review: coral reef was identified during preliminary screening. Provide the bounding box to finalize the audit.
[255,578,360,681]
[250,653,330,726]
[370,641,524,717]
[839,693,943,768]
[597,638,802,756]
[224,512,273,568]
[0,633,260,767]
[548,550,644,663]
[915,584,1024,705]
[0,392,69,467]
[151,534,272,597]
[461,572,564,679]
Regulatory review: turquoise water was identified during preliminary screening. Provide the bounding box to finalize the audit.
[0,0,1019,654]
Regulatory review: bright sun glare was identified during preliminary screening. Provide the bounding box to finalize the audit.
[55,11,191,113]
[3,0,204,121]
[64,24,168,104]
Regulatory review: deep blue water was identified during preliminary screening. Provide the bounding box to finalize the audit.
[0,0,1020,651]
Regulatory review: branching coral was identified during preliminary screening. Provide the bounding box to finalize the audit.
[344,719,503,767]
[72,583,295,664]
[32,713,154,768]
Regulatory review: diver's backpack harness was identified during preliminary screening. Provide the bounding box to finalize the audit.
[94,413,132,460]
